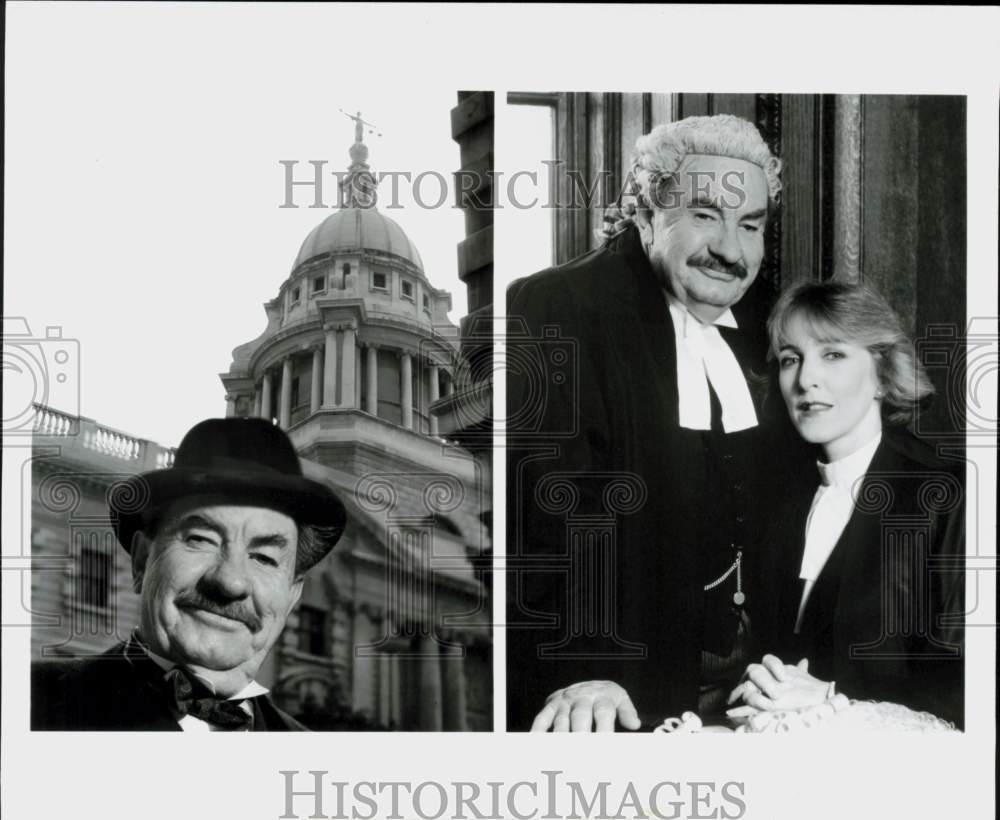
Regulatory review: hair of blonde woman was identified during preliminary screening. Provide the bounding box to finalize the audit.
[767,280,934,425]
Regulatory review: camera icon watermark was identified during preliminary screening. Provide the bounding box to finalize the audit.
[2,317,80,436]
[504,318,579,440]
[416,322,493,447]
[915,317,998,439]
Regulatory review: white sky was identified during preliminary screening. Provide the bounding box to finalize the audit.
[501,104,555,280]
[5,4,466,446]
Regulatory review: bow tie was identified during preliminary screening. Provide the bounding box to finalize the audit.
[163,666,254,731]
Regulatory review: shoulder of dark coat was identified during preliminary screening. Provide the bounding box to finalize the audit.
[31,654,121,728]
[881,427,964,476]
[875,429,967,527]
[507,240,639,313]
[32,647,129,689]
[32,656,99,684]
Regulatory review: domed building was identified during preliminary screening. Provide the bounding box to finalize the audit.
[222,121,455,435]
[28,106,491,733]
[218,117,492,730]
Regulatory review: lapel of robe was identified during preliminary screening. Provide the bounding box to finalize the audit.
[796,443,892,641]
[624,231,679,427]
[250,696,276,731]
[717,325,761,416]
[778,494,813,641]
[251,695,306,731]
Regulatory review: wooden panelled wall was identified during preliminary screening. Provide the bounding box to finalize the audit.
[520,92,967,439]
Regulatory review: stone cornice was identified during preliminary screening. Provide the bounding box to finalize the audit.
[287,247,424,285]
[339,547,485,597]
[248,316,459,378]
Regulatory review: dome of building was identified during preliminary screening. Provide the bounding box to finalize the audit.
[292,207,424,273]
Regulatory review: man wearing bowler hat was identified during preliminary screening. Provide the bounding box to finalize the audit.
[32,417,346,731]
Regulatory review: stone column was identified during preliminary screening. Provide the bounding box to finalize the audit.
[253,389,262,419]
[444,372,454,397]
[377,636,392,727]
[261,372,272,420]
[428,364,440,436]
[440,642,468,731]
[355,343,363,408]
[418,634,443,731]
[279,357,293,429]
[225,393,237,418]
[366,345,379,415]
[400,352,413,430]
[389,654,401,727]
[310,347,323,414]
[323,324,337,407]
[340,322,357,408]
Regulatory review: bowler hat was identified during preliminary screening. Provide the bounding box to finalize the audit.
[110,418,346,570]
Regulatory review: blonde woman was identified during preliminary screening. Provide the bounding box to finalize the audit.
[728,281,965,729]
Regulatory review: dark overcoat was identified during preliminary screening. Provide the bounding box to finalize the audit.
[752,430,966,728]
[32,642,306,731]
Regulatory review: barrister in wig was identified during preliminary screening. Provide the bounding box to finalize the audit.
[728,282,965,729]
[507,115,804,731]
[32,417,346,731]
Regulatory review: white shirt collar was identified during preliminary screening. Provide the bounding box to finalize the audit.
[666,294,738,333]
[664,293,758,433]
[816,431,883,494]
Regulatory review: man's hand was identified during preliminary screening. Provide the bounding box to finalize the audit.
[530,681,642,733]
[726,655,833,717]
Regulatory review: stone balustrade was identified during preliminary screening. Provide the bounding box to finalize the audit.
[32,404,175,472]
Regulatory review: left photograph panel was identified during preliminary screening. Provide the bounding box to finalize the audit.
[20,86,494,731]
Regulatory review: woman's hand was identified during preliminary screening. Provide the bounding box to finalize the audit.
[726,655,834,717]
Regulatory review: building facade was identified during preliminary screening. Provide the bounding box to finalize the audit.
[30,117,492,731]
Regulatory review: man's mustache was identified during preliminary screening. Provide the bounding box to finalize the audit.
[689,255,749,280]
[174,591,262,632]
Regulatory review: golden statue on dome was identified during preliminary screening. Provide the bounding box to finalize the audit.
[337,109,380,209]
[339,109,382,143]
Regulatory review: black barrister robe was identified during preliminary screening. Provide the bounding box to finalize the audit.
[32,642,306,731]
[751,430,965,728]
[506,226,797,729]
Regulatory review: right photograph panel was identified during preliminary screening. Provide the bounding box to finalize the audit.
[504,92,968,734]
